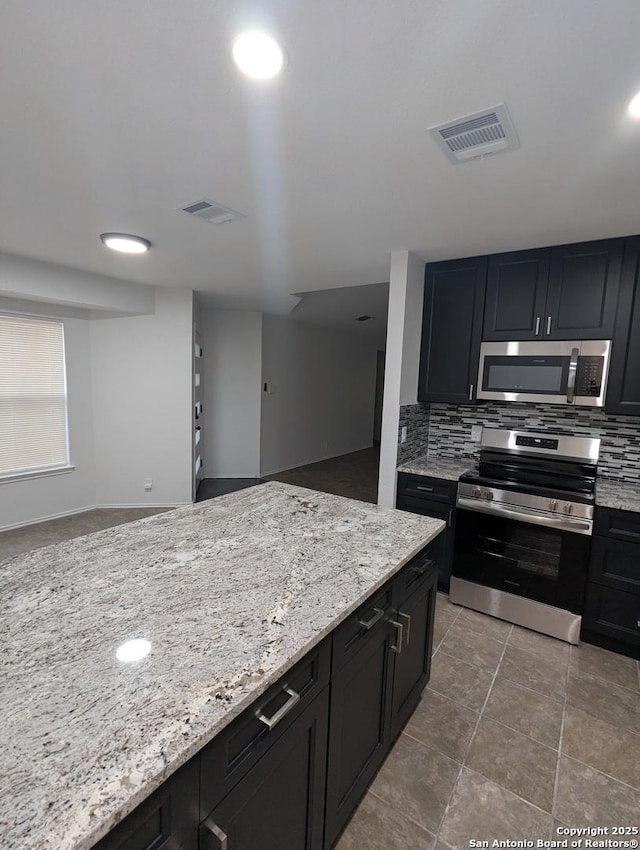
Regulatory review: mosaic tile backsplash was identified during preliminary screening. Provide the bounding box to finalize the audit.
[399,402,640,484]
[397,403,430,464]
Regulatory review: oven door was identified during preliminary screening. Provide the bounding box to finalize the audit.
[453,506,590,613]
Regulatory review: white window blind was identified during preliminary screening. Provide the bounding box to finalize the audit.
[0,315,70,478]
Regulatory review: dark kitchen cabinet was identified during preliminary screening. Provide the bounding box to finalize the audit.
[483,248,550,340]
[200,690,329,850]
[418,256,488,404]
[324,547,438,848]
[93,758,200,850]
[482,239,623,342]
[396,473,456,591]
[581,507,640,660]
[390,551,438,738]
[606,237,640,416]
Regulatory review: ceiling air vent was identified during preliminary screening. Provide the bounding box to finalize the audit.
[180,198,245,225]
[429,103,519,164]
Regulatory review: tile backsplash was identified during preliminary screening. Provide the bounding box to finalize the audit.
[399,402,640,483]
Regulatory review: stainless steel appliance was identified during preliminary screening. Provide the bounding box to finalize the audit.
[477,340,611,406]
[450,428,600,643]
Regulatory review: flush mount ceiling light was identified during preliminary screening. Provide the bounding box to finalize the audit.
[232,31,286,80]
[100,233,151,254]
[628,91,640,119]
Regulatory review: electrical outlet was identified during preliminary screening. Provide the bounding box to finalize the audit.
[144,478,153,491]
[400,426,407,443]
[471,425,482,441]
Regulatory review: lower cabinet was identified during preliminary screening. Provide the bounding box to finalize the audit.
[200,689,329,850]
[93,542,440,850]
[324,547,438,847]
[581,508,640,660]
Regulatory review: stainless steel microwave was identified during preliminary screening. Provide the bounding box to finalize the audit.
[477,340,611,406]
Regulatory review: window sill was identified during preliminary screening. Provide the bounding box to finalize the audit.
[0,465,75,485]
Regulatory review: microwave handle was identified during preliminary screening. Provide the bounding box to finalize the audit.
[566,347,579,403]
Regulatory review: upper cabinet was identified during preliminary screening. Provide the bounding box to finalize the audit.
[483,238,624,341]
[418,256,487,404]
[606,237,640,416]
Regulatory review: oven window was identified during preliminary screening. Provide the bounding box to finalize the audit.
[483,356,568,394]
[453,509,590,611]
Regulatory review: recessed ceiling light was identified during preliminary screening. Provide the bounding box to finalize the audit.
[100,233,151,254]
[116,638,151,663]
[232,31,286,80]
[628,91,640,119]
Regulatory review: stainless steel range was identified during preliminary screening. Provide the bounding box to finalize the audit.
[450,427,600,644]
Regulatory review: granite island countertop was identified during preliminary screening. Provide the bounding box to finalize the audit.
[397,453,475,481]
[0,481,444,850]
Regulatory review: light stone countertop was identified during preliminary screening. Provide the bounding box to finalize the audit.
[595,478,640,513]
[0,481,444,850]
[397,453,475,482]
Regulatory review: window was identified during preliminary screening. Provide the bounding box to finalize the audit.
[0,314,70,479]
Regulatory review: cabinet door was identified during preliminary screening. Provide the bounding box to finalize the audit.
[94,758,199,850]
[200,690,329,850]
[482,249,550,340]
[606,237,640,416]
[324,616,395,847]
[545,239,623,339]
[582,583,640,654]
[418,257,488,403]
[588,536,640,595]
[390,564,438,738]
[395,493,454,592]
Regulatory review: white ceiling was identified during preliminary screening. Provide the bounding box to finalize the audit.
[2,0,640,312]
[290,282,388,346]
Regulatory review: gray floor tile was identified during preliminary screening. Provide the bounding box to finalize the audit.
[562,705,640,789]
[369,733,461,833]
[439,622,505,671]
[427,650,494,712]
[439,768,553,850]
[483,677,564,749]
[554,756,640,827]
[455,607,512,642]
[571,641,640,691]
[465,717,558,811]
[566,670,640,734]
[334,791,435,850]
[433,601,461,646]
[404,689,478,763]
[508,625,570,666]
[498,645,567,701]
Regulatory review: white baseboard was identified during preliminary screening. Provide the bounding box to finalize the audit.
[0,502,190,533]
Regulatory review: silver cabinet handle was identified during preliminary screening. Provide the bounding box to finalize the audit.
[256,686,300,730]
[201,817,228,850]
[546,316,552,335]
[447,508,453,528]
[468,384,474,401]
[535,316,541,335]
[566,347,579,404]
[416,485,433,492]
[398,612,411,646]
[358,606,385,631]
[637,619,640,629]
[390,620,404,654]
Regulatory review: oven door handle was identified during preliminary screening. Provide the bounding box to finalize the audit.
[456,496,592,535]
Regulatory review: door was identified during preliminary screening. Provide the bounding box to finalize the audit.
[200,690,329,850]
[396,494,454,591]
[418,256,488,404]
[483,249,550,341]
[606,237,640,416]
[545,239,623,339]
[390,565,438,738]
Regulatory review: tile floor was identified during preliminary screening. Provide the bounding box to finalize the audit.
[335,593,640,850]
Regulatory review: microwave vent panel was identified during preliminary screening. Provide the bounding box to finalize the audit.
[180,198,245,225]
[429,104,519,163]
